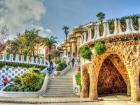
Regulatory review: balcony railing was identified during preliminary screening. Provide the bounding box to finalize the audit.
[0,53,48,66]
[80,18,140,45]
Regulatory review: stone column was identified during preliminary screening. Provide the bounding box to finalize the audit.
[15,54,19,62]
[88,28,92,41]
[35,57,39,64]
[103,22,110,37]
[126,19,134,32]
[94,24,99,39]
[26,56,30,63]
[71,40,76,57]
[3,53,7,61]
[9,54,13,62]
[21,55,24,63]
[81,63,90,97]
[77,36,81,57]
[67,43,71,57]
[63,48,67,57]
[138,18,140,31]
[130,72,139,102]
[88,63,98,100]
[114,20,122,34]
[83,32,87,43]
[31,56,34,64]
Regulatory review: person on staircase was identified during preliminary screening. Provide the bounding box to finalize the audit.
[71,58,75,67]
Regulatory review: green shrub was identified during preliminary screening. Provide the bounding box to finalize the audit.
[13,76,21,85]
[0,62,5,69]
[55,60,61,64]
[76,72,81,86]
[20,71,45,91]
[0,61,46,70]
[80,45,92,60]
[5,69,45,92]
[94,42,106,55]
[56,62,67,71]
[4,85,20,91]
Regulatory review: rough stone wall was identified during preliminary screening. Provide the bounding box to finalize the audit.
[81,40,140,101]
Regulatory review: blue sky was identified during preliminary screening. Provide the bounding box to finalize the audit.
[0,0,140,43]
[41,0,140,43]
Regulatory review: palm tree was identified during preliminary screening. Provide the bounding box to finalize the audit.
[62,26,69,42]
[96,12,105,23]
[42,36,57,62]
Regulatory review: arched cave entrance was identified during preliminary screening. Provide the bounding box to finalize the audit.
[97,56,127,96]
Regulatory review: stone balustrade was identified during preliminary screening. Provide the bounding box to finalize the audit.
[80,18,140,45]
[0,53,48,66]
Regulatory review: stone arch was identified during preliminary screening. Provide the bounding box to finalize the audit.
[97,54,130,96]
[81,41,140,101]
[88,42,140,101]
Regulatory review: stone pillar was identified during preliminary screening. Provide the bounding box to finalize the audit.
[83,32,87,42]
[103,22,110,37]
[77,37,81,57]
[80,36,83,45]
[114,20,122,34]
[15,54,19,62]
[40,58,43,65]
[3,53,7,61]
[81,63,90,97]
[138,18,140,31]
[9,54,13,62]
[21,55,24,62]
[89,68,98,100]
[89,64,99,100]
[88,28,92,41]
[31,56,34,64]
[94,24,99,39]
[35,57,39,64]
[126,19,134,32]
[71,40,76,57]
[26,56,30,63]
[67,43,71,57]
[64,49,67,56]
[130,72,139,102]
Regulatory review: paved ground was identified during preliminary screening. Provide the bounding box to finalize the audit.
[0,95,139,105]
[0,101,140,105]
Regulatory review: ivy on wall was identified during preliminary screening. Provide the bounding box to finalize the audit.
[93,42,106,56]
[80,45,92,60]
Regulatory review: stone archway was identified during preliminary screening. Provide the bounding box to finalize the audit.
[81,41,140,101]
[97,55,129,96]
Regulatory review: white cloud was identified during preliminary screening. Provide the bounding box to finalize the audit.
[0,0,46,38]
[29,25,52,38]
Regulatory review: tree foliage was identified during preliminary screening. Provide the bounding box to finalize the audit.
[96,12,105,23]
[62,26,69,41]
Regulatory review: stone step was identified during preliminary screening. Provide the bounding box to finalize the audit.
[46,89,73,92]
[48,82,72,85]
[48,85,73,89]
[50,77,72,80]
[50,79,72,82]
[48,83,73,85]
[45,91,74,95]
[42,94,76,97]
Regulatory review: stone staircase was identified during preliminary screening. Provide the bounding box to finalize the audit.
[42,67,77,97]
